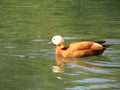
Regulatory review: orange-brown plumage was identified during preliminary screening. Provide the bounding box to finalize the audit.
[50,35,110,58]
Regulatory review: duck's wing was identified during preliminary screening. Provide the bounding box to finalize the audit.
[70,41,94,50]
[94,40,106,44]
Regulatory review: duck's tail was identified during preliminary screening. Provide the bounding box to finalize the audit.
[94,40,112,49]
[94,40,113,56]
[102,44,112,49]
[94,40,106,44]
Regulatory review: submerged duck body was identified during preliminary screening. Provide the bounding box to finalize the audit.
[50,35,110,58]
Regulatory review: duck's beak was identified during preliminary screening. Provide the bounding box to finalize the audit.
[48,41,53,44]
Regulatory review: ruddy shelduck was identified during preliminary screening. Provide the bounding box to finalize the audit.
[50,35,111,58]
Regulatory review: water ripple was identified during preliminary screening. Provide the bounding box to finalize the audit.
[72,78,116,83]
[66,83,120,90]
[4,46,16,49]
[32,39,47,42]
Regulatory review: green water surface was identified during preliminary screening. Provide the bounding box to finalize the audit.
[0,0,120,90]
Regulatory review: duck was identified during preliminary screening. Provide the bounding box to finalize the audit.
[49,35,111,58]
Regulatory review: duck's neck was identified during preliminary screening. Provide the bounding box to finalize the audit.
[57,43,68,50]
[56,43,67,56]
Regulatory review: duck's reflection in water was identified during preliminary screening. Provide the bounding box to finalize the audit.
[52,56,100,73]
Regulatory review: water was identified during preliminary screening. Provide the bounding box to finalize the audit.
[0,0,120,90]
